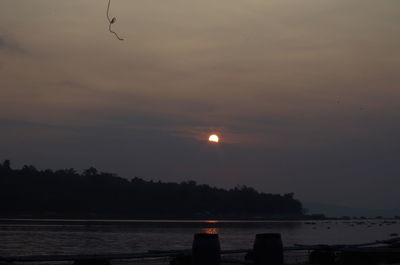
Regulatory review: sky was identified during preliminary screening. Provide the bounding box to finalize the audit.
[1,0,400,210]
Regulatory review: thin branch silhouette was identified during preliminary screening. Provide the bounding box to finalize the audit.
[107,0,124,41]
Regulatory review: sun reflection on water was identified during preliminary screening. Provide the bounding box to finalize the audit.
[202,228,219,234]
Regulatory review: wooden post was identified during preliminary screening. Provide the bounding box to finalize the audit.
[192,233,221,265]
[253,233,283,265]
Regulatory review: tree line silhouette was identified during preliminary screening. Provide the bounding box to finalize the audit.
[0,160,304,219]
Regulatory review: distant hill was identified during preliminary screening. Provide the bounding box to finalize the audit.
[0,160,304,219]
[304,202,400,218]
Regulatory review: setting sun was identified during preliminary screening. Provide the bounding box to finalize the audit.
[208,134,219,143]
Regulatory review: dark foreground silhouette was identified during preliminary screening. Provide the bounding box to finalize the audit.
[0,160,305,219]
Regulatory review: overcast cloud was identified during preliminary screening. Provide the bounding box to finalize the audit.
[1,0,400,209]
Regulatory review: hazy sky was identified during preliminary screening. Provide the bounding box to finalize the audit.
[1,0,400,209]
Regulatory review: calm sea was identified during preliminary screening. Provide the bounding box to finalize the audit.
[0,219,399,257]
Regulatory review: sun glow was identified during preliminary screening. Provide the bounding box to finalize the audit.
[208,134,219,143]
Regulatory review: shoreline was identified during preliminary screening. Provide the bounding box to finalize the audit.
[1,217,399,223]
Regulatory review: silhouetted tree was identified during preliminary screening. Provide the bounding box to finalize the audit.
[0,160,305,219]
[22,165,38,173]
[84,167,98,176]
[2,160,11,170]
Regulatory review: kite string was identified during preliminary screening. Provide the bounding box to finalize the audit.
[106,0,124,41]
[107,0,112,22]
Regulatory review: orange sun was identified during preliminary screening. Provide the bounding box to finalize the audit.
[208,134,219,143]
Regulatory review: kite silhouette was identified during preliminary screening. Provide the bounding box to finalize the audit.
[107,0,124,41]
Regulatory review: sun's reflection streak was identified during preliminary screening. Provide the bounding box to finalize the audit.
[202,227,219,234]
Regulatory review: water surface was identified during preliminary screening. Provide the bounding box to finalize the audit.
[1,219,399,257]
